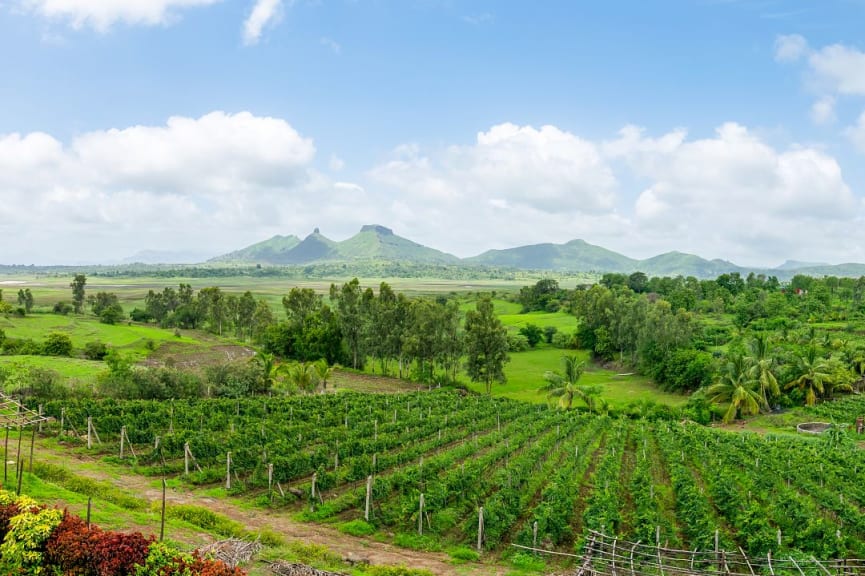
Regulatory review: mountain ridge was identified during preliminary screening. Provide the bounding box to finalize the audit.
[205,225,864,279]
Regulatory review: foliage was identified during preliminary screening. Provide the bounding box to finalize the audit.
[42,332,73,356]
[464,298,510,394]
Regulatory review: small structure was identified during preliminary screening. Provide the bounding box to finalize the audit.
[797,422,832,435]
[0,393,52,488]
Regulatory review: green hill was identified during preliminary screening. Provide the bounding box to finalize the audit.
[639,252,744,277]
[466,239,638,271]
[337,225,460,264]
[209,234,300,264]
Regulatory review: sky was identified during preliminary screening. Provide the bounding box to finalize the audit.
[1,0,865,267]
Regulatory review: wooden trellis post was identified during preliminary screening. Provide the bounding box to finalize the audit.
[120,426,126,458]
[364,475,372,521]
[418,493,425,535]
[225,452,232,490]
[477,507,484,552]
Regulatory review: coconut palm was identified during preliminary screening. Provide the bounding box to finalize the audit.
[785,346,834,406]
[746,334,780,411]
[251,351,283,394]
[707,353,763,423]
[313,359,336,391]
[288,362,320,394]
[539,355,604,411]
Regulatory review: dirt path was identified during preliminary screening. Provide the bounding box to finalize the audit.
[33,443,514,576]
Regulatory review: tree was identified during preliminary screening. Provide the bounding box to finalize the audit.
[288,362,320,394]
[313,359,336,390]
[70,274,87,314]
[464,298,509,395]
[89,291,124,324]
[17,289,33,314]
[746,333,780,410]
[707,354,763,423]
[543,325,558,344]
[785,346,850,406]
[250,351,282,394]
[628,271,649,293]
[519,324,543,348]
[539,354,604,412]
[330,279,366,369]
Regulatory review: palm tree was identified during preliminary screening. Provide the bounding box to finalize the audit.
[288,362,320,394]
[313,359,336,391]
[251,351,283,394]
[746,334,780,411]
[539,355,604,411]
[785,346,833,406]
[707,353,763,423]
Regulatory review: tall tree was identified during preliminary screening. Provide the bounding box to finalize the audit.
[70,274,87,314]
[464,298,509,395]
[330,278,366,369]
[16,289,33,313]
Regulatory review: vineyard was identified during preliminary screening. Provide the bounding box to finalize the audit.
[35,391,865,560]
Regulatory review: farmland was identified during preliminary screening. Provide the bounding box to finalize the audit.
[31,390,865,561]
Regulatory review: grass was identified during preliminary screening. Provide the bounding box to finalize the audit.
[465,347,688,409]
[0,313,197,358]
[497,310,577,333]
[0,355,105,381]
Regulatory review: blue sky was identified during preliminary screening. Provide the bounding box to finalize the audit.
[1,0,865,266]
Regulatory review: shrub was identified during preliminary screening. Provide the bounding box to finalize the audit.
[92,531,153,576]
[43,332,73,356]
[52,301,73,315]
[448,546,479,563]
[507,333,529,352]
[84,340,110,360]
[338,520,375,537]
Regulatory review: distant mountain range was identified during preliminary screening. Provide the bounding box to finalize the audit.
[178,224,865,279]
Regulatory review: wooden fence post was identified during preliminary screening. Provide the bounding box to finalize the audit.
[364,475,372,521]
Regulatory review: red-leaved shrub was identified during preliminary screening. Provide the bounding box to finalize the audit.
[44,512,102,576]
[91,530,154,576]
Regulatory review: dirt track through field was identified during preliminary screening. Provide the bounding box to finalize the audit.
[34,444,515,576]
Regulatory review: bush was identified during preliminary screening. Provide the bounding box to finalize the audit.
[43,332,73,356]
[552,330,577,349]
[338,519,376,537]
[84,340,110,360]
[448,546,480,563]
[519,324,543,348]
[52,301,73,315]
[129,307,153,322]
[507,333,530,352]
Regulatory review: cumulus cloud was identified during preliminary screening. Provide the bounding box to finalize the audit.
[368,121,861,266]
[0,111,359,263]
[242,0,284,45]
[606,123,859,265]
[774,34,808,62]
[810,96,836,125]
[368,123,623,256]
[809,43,865,96]
[17,0,221,31]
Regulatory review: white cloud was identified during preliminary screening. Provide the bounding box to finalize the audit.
[18,0,220,31]
[774,34,808,62]
[847,111,865,154]
[368,121,861,266]
[810,96,836,125]
[0,111,346,263]
[242,0,284,45]
[809,43,865,96]
[608,123,859,265]
[329,155,345,172]
[320,36,341,54]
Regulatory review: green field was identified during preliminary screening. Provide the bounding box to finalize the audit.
[0,313,197,356]
[0,354,105,382]
[465,347,687,408]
